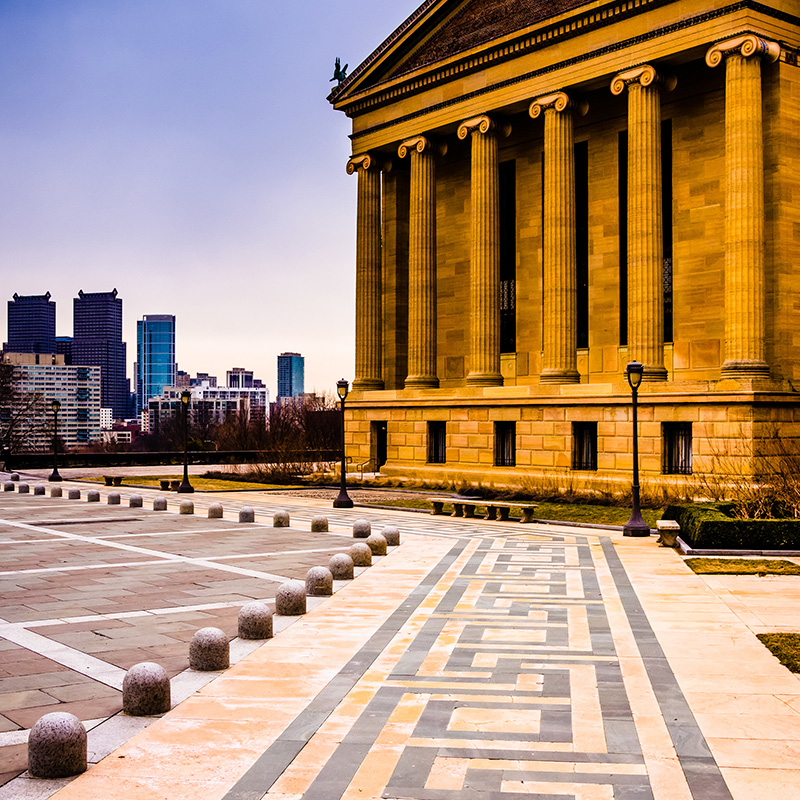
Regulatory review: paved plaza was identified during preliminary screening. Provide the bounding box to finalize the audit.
[1,472,799,799]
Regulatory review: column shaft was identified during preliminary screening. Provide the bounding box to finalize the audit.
[351,160,383,390]
[541,105,579,383]
[402,140,439,388]
[723,53,768,376]
[626,80,667,380]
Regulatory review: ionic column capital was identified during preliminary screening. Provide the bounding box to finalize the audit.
[397,135,447,159]
[529,92,588,119]
[346,152,390,175]
[705,34,780,68]
[457,114,511,140]
[610,64,676,95]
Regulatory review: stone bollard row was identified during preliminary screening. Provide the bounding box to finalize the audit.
[108,492,120,505]
[10,473,19,481]
[238,601,273,639]
[311,515,328,532]
[153,496,167,511]
[180,500,194,515]
[129,494,143,508]
[382,525,400,546]
[18,482,29,494]
[68,489,81,500]
[3,482,13,491]
[87,489,100,502]
[208,503,223,519]
[273,510,289,528]
[365,533,387,556]
[28,712,87,779]
[349,542,372,567]
[34,484,46,495]
[275,581,306,615]
[189,627,229,671]
[352,518,371,538]
[123,662,170,716]
[50,486,62,498]
[239,507,255,523]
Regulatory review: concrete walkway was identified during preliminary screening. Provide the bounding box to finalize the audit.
[1,476,799,799]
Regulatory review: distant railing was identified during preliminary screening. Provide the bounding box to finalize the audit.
[6,449,341,470]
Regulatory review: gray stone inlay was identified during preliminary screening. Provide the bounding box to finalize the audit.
[220,539,469,800]
[601,538,733,799]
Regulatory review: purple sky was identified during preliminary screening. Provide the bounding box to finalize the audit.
[0,0,421,400]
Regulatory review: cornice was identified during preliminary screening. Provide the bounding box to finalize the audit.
[349,1,800,144]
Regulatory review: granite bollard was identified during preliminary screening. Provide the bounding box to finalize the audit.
[68,489,81,500]
[311,515,329,532]
[189,627,229,671]
[238,602,273,639]
[87,489,100,502]
[27,712,87,779]
[123,662,171,716]
[33,484,46,496]
[50,486,62,498]
[239,506,255,523]
[349,542,372,567]
[179,499,194,515]
[273,510,290,527]
[329,553,354,580]
[208,503,223,519]
[275,581,306,615]
[382,525,401,546]
[365,532,387,556]
[129,494,143,508]
[10,473,19,481]
[2,482,14,491]
[352,518,371,538]
[108,492,121,505]
[17,482,29,494]
[305,566,333,596]
[153,496,168,511]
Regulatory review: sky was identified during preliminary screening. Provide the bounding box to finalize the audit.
[0,0,422,401]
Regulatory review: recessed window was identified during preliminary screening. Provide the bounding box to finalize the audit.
[428,421,446,464]
[495,421,516,467]
[663,422,692,474]
[573,422,598,471]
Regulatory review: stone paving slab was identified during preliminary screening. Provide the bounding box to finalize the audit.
[3,477,800,799]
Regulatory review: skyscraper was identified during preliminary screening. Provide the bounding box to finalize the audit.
[72,289,128,419]
[135,315,177,414]
[277,352,304,399]
[4,292,56,354]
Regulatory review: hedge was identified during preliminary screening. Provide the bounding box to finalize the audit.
[662,503,800,550]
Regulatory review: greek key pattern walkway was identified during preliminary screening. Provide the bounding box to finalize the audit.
[227,531,732,800]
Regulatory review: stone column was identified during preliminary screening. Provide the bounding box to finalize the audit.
[611,65,674,381]
[529,92,585,384]
[398,135,445,389]
[457,115,510,386]
[706,35,780,379]
[347,153,384,391]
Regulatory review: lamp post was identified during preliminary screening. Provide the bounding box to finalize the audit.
[623,361,650,536]
[333,378,353,508]
[49,400,62,482]
[177,390,194,493]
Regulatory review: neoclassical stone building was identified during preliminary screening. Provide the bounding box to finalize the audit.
[329,0,800,491]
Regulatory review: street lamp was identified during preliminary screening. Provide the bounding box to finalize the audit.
[177,390,194,493]
[623,361,650,536]
[333,378,353,508]
[49,400,62,482]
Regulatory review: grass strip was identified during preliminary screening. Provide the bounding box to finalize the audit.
[685,558,800,576]
[757,633,800,673]
[85,475,287,491]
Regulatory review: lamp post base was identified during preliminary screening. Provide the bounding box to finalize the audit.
[333,490,353,508]
[48,471,62,482]
[177,482,194,494]
[623,510,651,537]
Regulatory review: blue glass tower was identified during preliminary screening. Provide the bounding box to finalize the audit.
[135,315,176,414]
[277,352,304,398]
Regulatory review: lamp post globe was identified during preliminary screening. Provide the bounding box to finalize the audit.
[623,361,650,537]
[177,390,194,494]
[333,379,353,508]
[48,399,62,482]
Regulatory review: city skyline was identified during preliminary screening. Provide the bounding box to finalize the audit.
[0,0,422,400]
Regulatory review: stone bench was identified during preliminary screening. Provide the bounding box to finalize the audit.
[656,519,681,547]
[428,497,539,523]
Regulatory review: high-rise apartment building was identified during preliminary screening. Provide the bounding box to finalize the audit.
[72,289,128,420]
[4,293,56,354]
[135,315,177,414]
[227,367,254,389]
[277,352,304,399]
